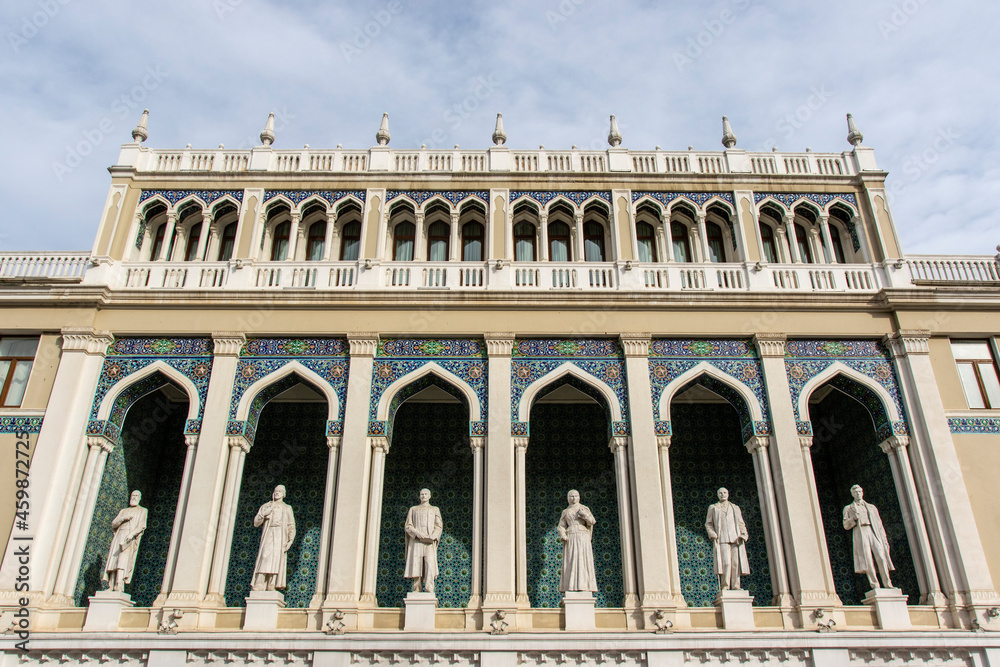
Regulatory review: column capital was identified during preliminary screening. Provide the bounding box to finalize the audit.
[656,435,671,450]
[166,210,178,222]
[226,435,251,453]
[753,333,787,358]
[513,436,528,452]
[883,330,931,358]
[326,436,342,450]
[608,436,628,453]
[212,332,246,357]
[86,435,115,453]
[369,436,390,454]
[484,333,516,357]
[61,328,114,355]
[184,435,199,449]
[619,333,651,357]
[799,436,814,449]
[348,333,380,357]
[744,435,770,453]
[879,435,909,453]
[470,436,485,452]
[289,210,302,222]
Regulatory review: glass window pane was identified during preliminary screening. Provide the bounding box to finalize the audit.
[0,360,10,393]
[271,238,288,261]
[218,238,234,262]
[428,239,448,262]
[463,238,482,262]
[3,360,31,407]
[584,238,604,262]
[977,362,1000,408]
[308,239,324,261]
[708,239,724,263]
[957,363,987,409]
[672,239,689,263]
[341,238,359,261]
[550,239,569,262]
[395,238,413,261]
[0,338,38,357]
[952,341,992,360]
[638,239,654,263]
[515,238,534,262]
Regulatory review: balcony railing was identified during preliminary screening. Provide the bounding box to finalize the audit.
[0,252,90,281]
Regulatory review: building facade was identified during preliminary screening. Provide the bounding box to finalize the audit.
[2,112,1000,666]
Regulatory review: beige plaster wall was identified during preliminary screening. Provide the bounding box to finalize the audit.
[492,194,506,260]
[953,432,1000,590]
[107,185,142,260]
[615,195,633,261]
[20,334,62,410]
[928,337,968,411]
[234,194,258,259]
[0,432,36,556]
[363,195,381,260]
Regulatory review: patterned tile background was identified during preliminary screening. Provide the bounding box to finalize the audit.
[670,403,771,607]
[376,402,474,608]
[809,389,919,605]
[76,390,188,606]
[224,402,327,607]
[525,403,623,608]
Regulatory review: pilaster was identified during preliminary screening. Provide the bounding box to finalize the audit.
[483,333,516,610]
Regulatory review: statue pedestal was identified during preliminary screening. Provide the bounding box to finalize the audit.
[403,592,437,631]
[714,589,755,630]
[562,591,596,631]
[863,588,910,630]
[83,590,133,631]
[243,591,285,631]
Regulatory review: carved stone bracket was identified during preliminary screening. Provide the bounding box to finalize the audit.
[347,333,380,357]
[61,328,114,355]
[619,333,651,357]
[484,332,516,357]
[752,333,787,358]
[884,330,931,358]
[211,332,246,356]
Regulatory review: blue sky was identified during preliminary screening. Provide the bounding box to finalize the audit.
[1,0,997,255]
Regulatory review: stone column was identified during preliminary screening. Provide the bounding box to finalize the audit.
[514,436,529,606]
[324,334,379,610]
[287,211,302,261]
[808,227,824,264]
[166,332,244,606]
[414,211,426,261]
[172,226,188,263]
[158,212,177,260]
[609,436,638,610]
[689,227,703,263]
[311,435,342,608]
[775,226,791,263]
[753,333,840,619]
[450,211,461,261]
[818,214,836,264]
[202,438,249,605]
[659,213,674,262]
[194,211,211,261]
[655,437,684,605]
[359,436,389,605]
[483,333,516,610]
[0,329,111,601]
[574,212,584,261]
[620,334,678,619]
[154,435,199,605]
[783,212,801,263]
[322,210,338,261]
[695,211,711,262]
[885,331,1000,627]
[469,436,485,607]
[745,435,792,605]
[538,213,549,262]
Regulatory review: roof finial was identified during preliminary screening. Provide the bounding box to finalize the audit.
[376,112,391,146]
[259,113,276,147]
[721,116,737,149]
[131,109,149,143]
[846,113,864,147]
[608,115,622,147]
[492,113,507,146]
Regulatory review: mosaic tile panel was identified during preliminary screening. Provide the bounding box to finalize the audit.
[514,339,622,358]
[384,375,469,443]
[76,390,189,606]
[0,417,43,433]
[262,190,366,206]
[846,220,861,253]
[669,403,771,607]
[509,191,612,207]
[376,402,473,609]
[525,403,623,608]
[752,192,858,210]
[631,191,735,208]
[949,418,1000,434]
[808,390,919,605]
[139,190,244,206]
[380,339,485,358]
[241,338,349,357]
[225,402,327,608]
[650,339,754,358]
[385,191,488,207]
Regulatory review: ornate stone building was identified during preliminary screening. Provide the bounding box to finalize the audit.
[1,111,1000,666]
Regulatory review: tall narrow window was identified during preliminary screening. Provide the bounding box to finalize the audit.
[340,221,361,261]
[583,221,605,262]
[706,222,724,263]
[514,222,536,261]
[794,223,813,263]
[548,221,571,261]
[0,337,38,407]
[760,223,778,263]
[218,223,237,261]
[462,222,484,262]
[636,222,657,262]
[393,222,415,261]
[271,221,290,261]
[184,223,202,261]
[671,222,691,263]
[427,221,450,261]
[307,221,326,261]
[830,226,846,263]
[149,224,166,261]
[952,340,1000,409]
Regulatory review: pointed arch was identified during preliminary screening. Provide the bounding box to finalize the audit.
[264,195,296,215]
[235,360,341,423]
[754,197,791,217]
[517,362,623,423]
[656,361,764,424]
[420,195,457,215]
[139,195,171,217]
[796,361,900,427]
[631,194,667,217]
[172,193,209,213]
[295,194,331,215]
[703,196,735,216]
[335,193,366,212]
[544,196,581,215]
[96,360,200,423]
[375,361,481,422]
[209,194,242,216]
[827,199,859,218]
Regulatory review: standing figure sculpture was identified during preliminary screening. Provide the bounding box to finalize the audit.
[705,487,750,591]
[251,485,296,592]
[103,490,147,592]
[405,488,443,594]
[843,484,894,590]
[558,489,598,593]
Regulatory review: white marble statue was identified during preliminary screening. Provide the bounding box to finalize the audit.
[251,485,296,592]
[103,490,147,592]
[705,487,750,591]
[558,489,598,593]
[404,488,443,594]
[843,484,894,590]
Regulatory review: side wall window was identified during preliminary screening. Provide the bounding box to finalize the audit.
[952,340,1000,409]
[0,337,39,407]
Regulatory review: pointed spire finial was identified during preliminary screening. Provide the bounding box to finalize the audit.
[492,113,507,146]
[131,109,149,143]
[608,115,623,147]
[847,113,864,147]
[259,113,276,147]
[376,112,391,146]
[721,116,737,149]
